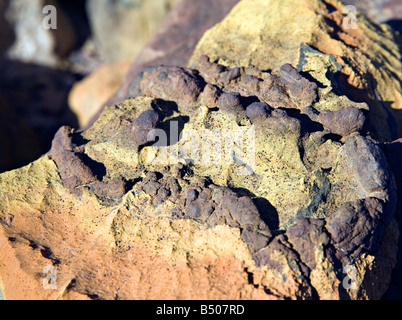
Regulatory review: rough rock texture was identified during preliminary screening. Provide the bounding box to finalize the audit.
[0,54,398,299]
[190,0,402,142]
[103,0,402,114]
[86,0,180,63]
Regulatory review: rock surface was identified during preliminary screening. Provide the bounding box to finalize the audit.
[0,54,398,299]
[1,0,402,301]
[190,0,402,141]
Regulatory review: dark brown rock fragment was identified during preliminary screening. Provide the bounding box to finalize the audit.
[89,176,128,202]
[50,126,97,191]
[218,92,244,114]
[180,185,272,254]
[326,198,386,264]
[131,110,160,147]
[342,135,393,199]
[200,84,221,108]
[279,63,318,108]
[196,54,227,83]
[286,218,331,270]
[318,106,366,136]
[254,234,310,278]
[246,102,272,123]
[138,66,205,105]
[137,171,182,205]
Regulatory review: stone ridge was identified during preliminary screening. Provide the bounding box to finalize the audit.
[0,54,398,300]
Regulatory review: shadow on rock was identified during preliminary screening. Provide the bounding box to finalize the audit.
[0,59,80,173]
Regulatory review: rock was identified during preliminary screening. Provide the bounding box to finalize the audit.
[86,0,180,63]
[190,0,402,141]
[0,52,398,300]
[68,61,131,128]
[317,106,366,136]
[132,66,205,105]
[100,0,240,115]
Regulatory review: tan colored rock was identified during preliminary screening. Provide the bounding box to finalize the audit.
[86,0,180,63]
[69,61,131,128]
[190,0,402,141]
[0,52,398,299]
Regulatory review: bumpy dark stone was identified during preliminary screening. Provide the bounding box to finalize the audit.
[279,63,318,108]
[218,92,244,114]
[318,106,366,136]
[326,198,385,264]
[254,234,310,278]
[137,171,182,205]
[131,110,160,147]
[50,126,97,192]
[197,54,227,82]
[246,102,272,122]
[139,66,205,105]
[177,184,272,254]
[342,135,393,199]
[200,84,221,108]
[89,176,128,203]
[286,218,331,270]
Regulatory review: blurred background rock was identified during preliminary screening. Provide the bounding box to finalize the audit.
[0,0,179,172]
[0,0,401,173]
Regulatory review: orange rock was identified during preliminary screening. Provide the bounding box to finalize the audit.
[68,61,131,128]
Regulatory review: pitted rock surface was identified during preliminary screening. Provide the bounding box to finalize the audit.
[0,58,399,300]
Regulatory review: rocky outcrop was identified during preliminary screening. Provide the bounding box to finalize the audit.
[190,0,402,142]
[1,0,402,301]
[0,54,398,299]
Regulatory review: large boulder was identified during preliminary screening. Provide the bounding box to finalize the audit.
[0,0,401,300]
[0,54,398,299]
